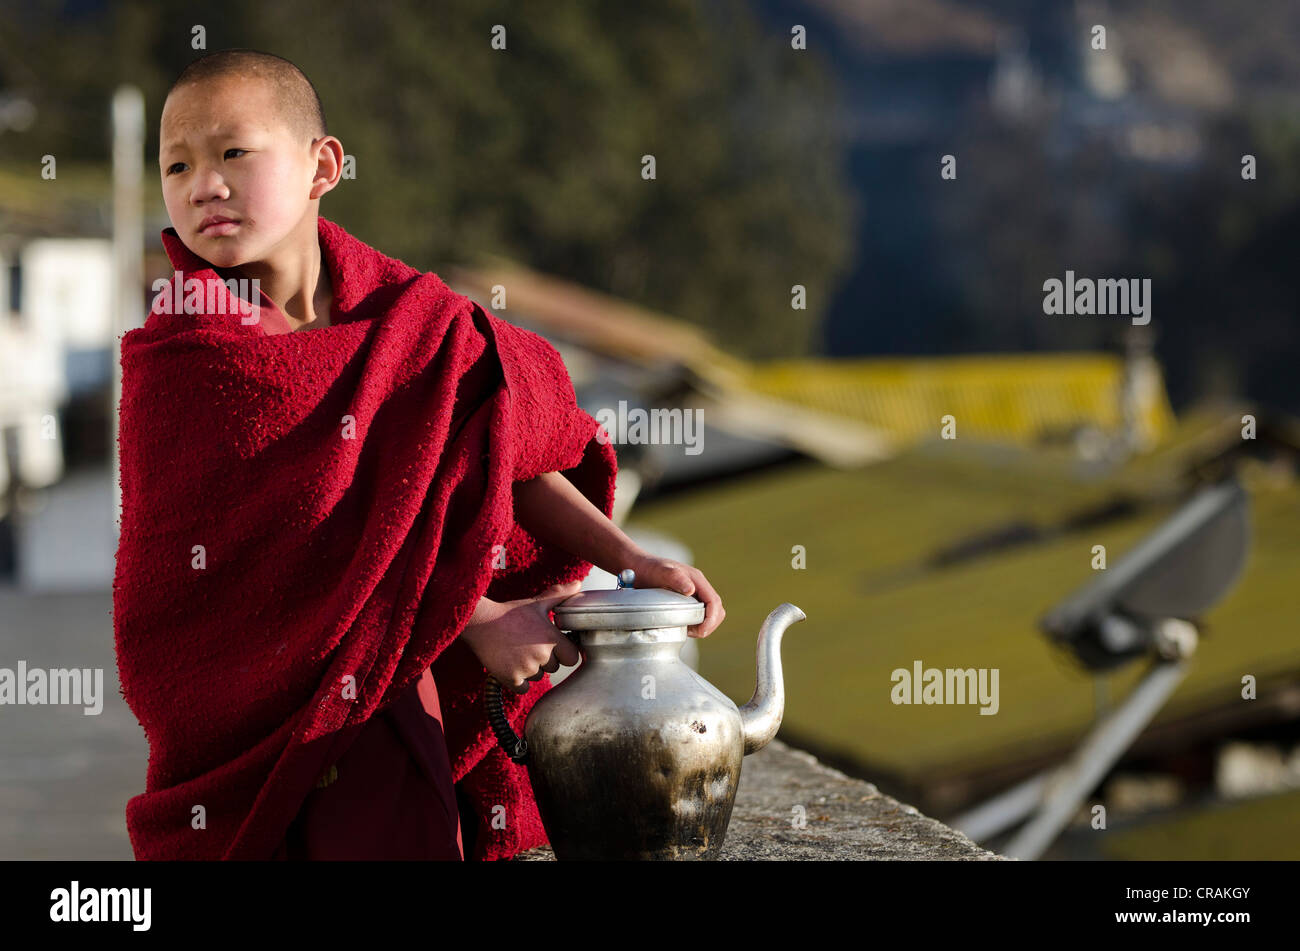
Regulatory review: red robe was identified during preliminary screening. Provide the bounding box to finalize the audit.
[113,217,617,861]
[241,255,466,861]
[272,668,464,860]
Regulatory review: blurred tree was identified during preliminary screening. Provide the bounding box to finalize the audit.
[0,0,856,360]
[1127,113,1300,413]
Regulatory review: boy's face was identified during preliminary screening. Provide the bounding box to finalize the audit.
[159,76,329,269]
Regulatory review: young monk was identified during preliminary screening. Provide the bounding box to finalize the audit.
[116,49,724,861]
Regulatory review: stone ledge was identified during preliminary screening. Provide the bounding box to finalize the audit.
[514,738,1007,860]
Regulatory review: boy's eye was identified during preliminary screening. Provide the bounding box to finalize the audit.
[163,150,244,174]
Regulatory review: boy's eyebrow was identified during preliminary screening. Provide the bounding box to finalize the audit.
[160,126,259,153]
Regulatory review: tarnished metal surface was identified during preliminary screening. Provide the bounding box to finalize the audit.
[517,587,806,860]
[525,626,744,860]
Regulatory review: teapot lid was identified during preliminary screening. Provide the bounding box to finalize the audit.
[553,568,706,631]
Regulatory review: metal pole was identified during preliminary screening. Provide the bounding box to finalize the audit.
[1094,672,1109,718]
[950,771,1052,843]
[1002,657,1191,860]
[110,86,144,534]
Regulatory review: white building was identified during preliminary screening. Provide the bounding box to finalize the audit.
[0,235,115,589]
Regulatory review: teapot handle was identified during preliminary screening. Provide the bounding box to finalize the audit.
[484,627,581,764]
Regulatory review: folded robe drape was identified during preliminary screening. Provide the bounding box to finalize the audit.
[272,667,464,861]
[113,217,617,860]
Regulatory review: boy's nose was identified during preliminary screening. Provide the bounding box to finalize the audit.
[190,169,230,204]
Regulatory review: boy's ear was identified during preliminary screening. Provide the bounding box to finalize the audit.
[309,135,345,199]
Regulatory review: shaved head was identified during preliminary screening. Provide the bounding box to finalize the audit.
[165,49,326,144]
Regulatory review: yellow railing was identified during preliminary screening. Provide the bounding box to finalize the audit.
[736,353,1176,447]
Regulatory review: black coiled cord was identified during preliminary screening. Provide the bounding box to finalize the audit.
[484,627,581,765]
[485,676,529,764]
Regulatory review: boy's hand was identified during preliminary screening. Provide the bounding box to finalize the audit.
[627,554,725,638]
[460,582,583,694]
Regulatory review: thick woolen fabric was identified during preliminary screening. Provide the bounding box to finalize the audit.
[113,217,617,860]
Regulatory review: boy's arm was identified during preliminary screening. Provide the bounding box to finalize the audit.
[456,471,640,685]
[511,471,644,574]
[493,471,725,638]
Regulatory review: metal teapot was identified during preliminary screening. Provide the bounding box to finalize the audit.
[485,568,806,860]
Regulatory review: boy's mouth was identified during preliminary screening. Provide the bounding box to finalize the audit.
[198,215,241,235]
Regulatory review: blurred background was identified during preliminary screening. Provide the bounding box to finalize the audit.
[1,0,1298,859]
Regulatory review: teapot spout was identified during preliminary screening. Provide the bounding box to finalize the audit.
[739,602,806,756]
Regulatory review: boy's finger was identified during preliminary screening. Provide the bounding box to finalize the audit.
[539,581,583,606]
[688,571,723,637]
[671,566,695,596]
[553,636,580,668]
